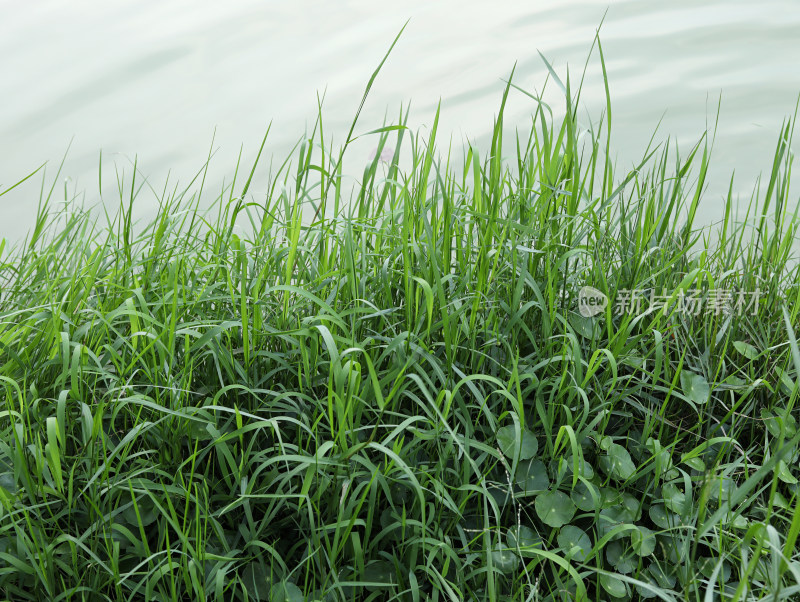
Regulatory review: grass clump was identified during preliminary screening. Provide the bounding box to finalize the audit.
[1,40,800,601]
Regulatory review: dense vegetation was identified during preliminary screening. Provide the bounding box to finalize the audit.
[1,39,799,601]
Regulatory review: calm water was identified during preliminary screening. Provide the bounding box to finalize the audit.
[2,0,800,242]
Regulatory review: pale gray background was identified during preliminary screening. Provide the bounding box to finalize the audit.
[2,0,799,241]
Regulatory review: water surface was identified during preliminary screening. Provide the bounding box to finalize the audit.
[2,0,800,241]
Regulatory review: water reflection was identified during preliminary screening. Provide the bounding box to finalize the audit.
[1,0,799,241]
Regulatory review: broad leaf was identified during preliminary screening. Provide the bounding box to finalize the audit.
[497,425,538,459]
[491,543,520,573]
[557,525,592,562]
[733,340,759,359]
[631,526,656,556]
[535,490,575,528]
[515,459,549,494]
[649,504,681,529]
[606,540,636,574]
[571,481,600,512]
[269,581,304,602]
[599,573,628,598]
[599,443,637,481]
[507,525,543,554]
[680,370,710,405]
[364,561,395,588]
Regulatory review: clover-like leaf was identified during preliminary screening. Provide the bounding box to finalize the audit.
[0,473,17,496]
[557,525,592,562]
[619,492,642,522]
[571,480,600,512]
[496,425,539,460]
[730,514,749,530]
[681,455,705,472]
[535,490,575,528]
[761,409,798,438]
[515,459,549,494]
[241,563,273,601]
[599,573,628,598]
[631,526,656,556]
[269,581,304,602]
[491,543,520,573]
[680,370,710,405]
[779,370,798,395]
[606,540,637,574]
[648,562,677,589]
[487,482,512,509]
[657,533,690,564]
[707,475,735,502]
[777,460,798,484]
[733,340,759,359]
[634,572,659,599]
[557,455,594,481]
[649,504,680,530]
[569,312,596,338]
[599,443,637,482]
[697,557,731,581]
[662,482,690,515]
[122,498,158,528]
[597,506,634,541]
[185,418,215,441]
[389,481,411,505]
[363,561,395,589]
[507,525,543,554]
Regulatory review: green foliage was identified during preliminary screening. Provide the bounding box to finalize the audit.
[0,34,799,602]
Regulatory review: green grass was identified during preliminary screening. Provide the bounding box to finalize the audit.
[1,36,800,601]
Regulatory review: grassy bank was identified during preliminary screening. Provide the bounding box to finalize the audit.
[1,41,800,601]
